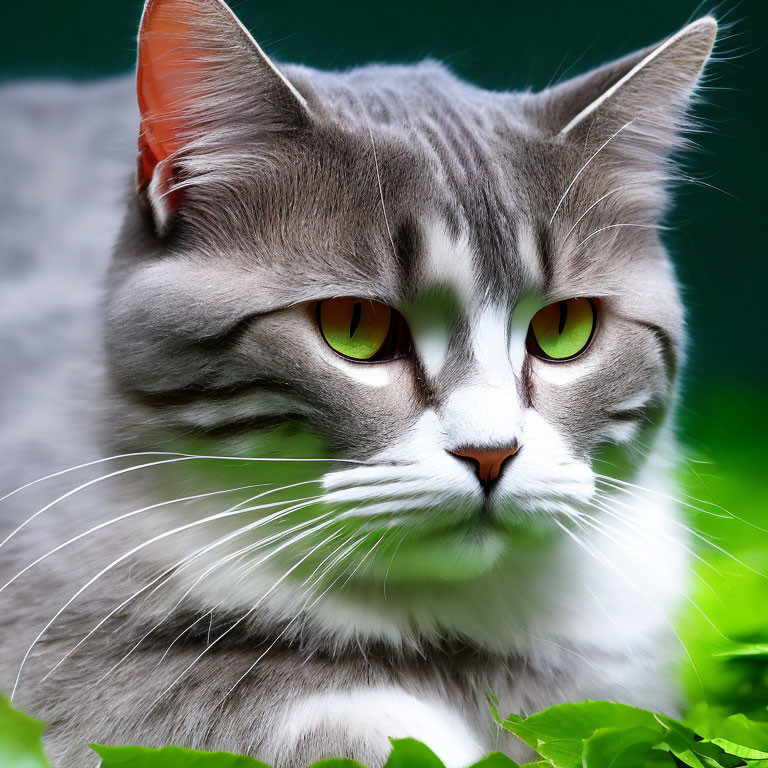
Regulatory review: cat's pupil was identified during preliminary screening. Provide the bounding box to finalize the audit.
[350,301,363,338]
[557,301,568,335]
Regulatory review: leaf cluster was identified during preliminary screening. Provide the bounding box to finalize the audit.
[492,697,768,768]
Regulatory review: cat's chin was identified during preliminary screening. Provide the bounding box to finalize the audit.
[357,516,553,584]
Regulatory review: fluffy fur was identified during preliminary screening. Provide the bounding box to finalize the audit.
[0,2,717,765]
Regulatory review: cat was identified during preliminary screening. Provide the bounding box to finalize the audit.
[0,1,718,766]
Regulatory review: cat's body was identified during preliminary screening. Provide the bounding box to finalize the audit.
[0,3,716,766]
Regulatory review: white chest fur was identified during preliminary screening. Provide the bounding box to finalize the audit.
[281,686,487,767]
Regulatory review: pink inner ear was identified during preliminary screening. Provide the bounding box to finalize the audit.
[136,0,208,197]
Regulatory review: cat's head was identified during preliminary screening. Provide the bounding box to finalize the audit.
[104,0,716,586]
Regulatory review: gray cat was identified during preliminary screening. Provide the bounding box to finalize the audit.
[0,1,717,765]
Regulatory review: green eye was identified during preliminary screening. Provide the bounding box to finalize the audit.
[317,297,410,362]
[527,298,596,361]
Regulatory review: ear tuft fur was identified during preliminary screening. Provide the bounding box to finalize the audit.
[135,0,308,233]
[536,16,718,158]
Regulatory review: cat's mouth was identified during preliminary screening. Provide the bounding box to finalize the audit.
[393,492,560,539]
[321,458,594,548]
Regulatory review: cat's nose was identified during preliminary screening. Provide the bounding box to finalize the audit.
[448,443,520,491]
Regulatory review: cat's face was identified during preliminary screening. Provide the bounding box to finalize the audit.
[105,0,713,586]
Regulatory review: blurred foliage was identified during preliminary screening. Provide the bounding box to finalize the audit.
[678,387,768,729]
[493,698,768,767]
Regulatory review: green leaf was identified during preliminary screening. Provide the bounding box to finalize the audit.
[499,714,540,752]
[498,701,662,768]
[467,753,521,767]
[712,714,768,754]
[582,725,666,768]
[658,735,707,768]
[383,738,446,768]
[653,714,746,768]
[307,761,368,767]
[91,744,271,767]
[654,715,709,768]
[709,738,768,760]
[0,696,51,768]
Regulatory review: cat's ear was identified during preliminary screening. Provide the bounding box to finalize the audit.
[136,0,308,231]
[536,17,717,154]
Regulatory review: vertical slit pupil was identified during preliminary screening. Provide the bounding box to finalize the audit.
[350,301,363,337]
[557,300,568,335]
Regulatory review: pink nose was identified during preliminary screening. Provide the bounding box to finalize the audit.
[448,444,520,489]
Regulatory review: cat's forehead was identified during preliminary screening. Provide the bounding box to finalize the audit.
[168,64,625,318]
[287,64,602,306]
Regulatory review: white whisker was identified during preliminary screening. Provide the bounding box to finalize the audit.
[0,452,189,504]
[0,456,200,552]
[0,482,270,594]
[228,517,340,590]
[594,473,734,520]
[551,514,707,693]
[591,497,726,608]
[12,492,327,699]
[383,532,407,600]
[548,120,633,225]
[0,453,373,552]
[93,515,337,686]
[593,484,767,580]
[43,497,328,683]
[218,531,382,706]
[572,510,727,640]
[337,531,386,592]
[152,525,342,705]
[562,187,623,242]
[575,223,666,250]
[591,492,723,578]
[367,123,397,258]
[296,528,363,594]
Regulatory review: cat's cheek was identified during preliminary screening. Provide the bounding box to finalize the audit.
[275,686,487,767]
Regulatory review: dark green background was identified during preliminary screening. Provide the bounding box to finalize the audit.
[1,0,765,426]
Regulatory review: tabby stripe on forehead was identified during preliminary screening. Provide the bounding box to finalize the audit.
[392,218,423,297]
[439,107,518,297]
[417,93,520,299]
[536,226,555,293]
